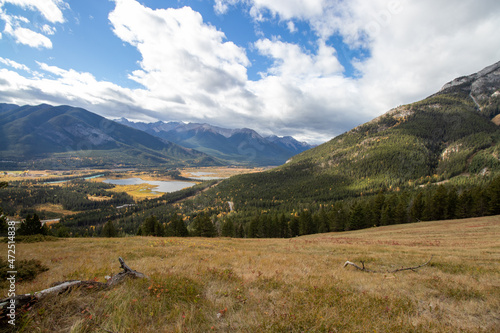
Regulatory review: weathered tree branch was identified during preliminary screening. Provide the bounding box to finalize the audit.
[343,256,433,273]
[388,256,433,273]
[0,257,148,313]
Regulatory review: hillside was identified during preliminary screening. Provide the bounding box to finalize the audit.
[0,104,219,169]
[1,216,498,332]
[209,61,500,205]
[115,119,314,166]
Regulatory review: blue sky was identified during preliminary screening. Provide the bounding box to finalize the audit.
[1,0,500,144]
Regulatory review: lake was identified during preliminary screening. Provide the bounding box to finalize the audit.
[102,178,196,193]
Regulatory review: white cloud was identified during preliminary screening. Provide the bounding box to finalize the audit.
[0,57,31,72]
[41,24,56,35]
[108,0,255,121]
[255,38,343,79]
[11,27,52,48]
[248,0,324,21]
[2,0,66,23]
[1,0,500,144]
[214,0,239,15]
[220,0,500,141]
[286,21,297,33]
[0,0,66,49]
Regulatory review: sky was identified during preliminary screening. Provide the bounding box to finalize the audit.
[0,0,500,144]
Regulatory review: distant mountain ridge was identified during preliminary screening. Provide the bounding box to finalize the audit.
[0,104,218,169]
[115,118,314,166]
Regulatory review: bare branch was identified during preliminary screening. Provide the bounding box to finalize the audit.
[0,258,148,312]
[343,261,375,272]
[343,256,432,274]
[388,256,433,273]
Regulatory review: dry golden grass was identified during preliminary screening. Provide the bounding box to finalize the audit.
[86,195,113,202]
[34,204,80,216]
[1,216,499,332]
[180,167,268,179]
[105,184,163,200]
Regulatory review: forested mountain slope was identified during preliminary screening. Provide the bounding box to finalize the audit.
[209,61,500,210]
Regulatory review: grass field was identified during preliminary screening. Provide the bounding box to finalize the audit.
[1,216,499,332]
[104,183,164,200]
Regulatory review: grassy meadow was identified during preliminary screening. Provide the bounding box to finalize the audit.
[1,216,499,332]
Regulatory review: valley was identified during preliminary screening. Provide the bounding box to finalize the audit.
[2,61,500,239]
[1,1,499,332]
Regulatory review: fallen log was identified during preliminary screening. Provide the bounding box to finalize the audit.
[343,256,433,273]
[0,257,148,312]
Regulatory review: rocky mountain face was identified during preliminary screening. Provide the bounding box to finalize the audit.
[440,60,500,100]
[115,119,314,166]
[437,60,500,121]
[0,104,218,169]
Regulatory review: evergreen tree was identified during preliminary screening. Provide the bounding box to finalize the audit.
[0,182,7,234]
[192,214,217,237]
[394,195,408,224]
[142,215,164,236]
[278,213,290,238]
[371,190,386,226]
[236,223,245,238]
[18,214,47,236]
[431,185,448,220]
[172,215,188,237]
[0,207,6,235]
[410,191,424,221]
[487,175,500,215]
[154,220,165,237]
[348,203,366,230]
[101,220,117,237]
[289,216,299,237]
[331,203,347,232]
[317,207,330,233]
[247,215,260,238]
[446,187,458,219]
[221,217,235,237]
[299,210,315,235]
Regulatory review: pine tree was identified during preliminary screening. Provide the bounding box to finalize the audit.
[0,182,7,234]
[289,216,299,237]
[410,192,424,221]
[487,175,500,215]
[101,220,117,237]
[431,185,448,220]
[142,215,164,236]
[299,210,314,235]
[348,203,366,230]
[446,187,458,219]
[193,214,216,237]
[247,215,260,238]
[331,203,347,231]
[221,217,235,237]
[317,207,330,233]
[18,214,46,236]
[172,215,188,237]
[371,190,386,226]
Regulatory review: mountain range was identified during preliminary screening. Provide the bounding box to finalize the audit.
[0,104,217,169]
[0,103,314,169]
[115,119,314,166]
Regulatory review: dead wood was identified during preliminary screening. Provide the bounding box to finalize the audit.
[0,257,148,313]
[343,256,433,273]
